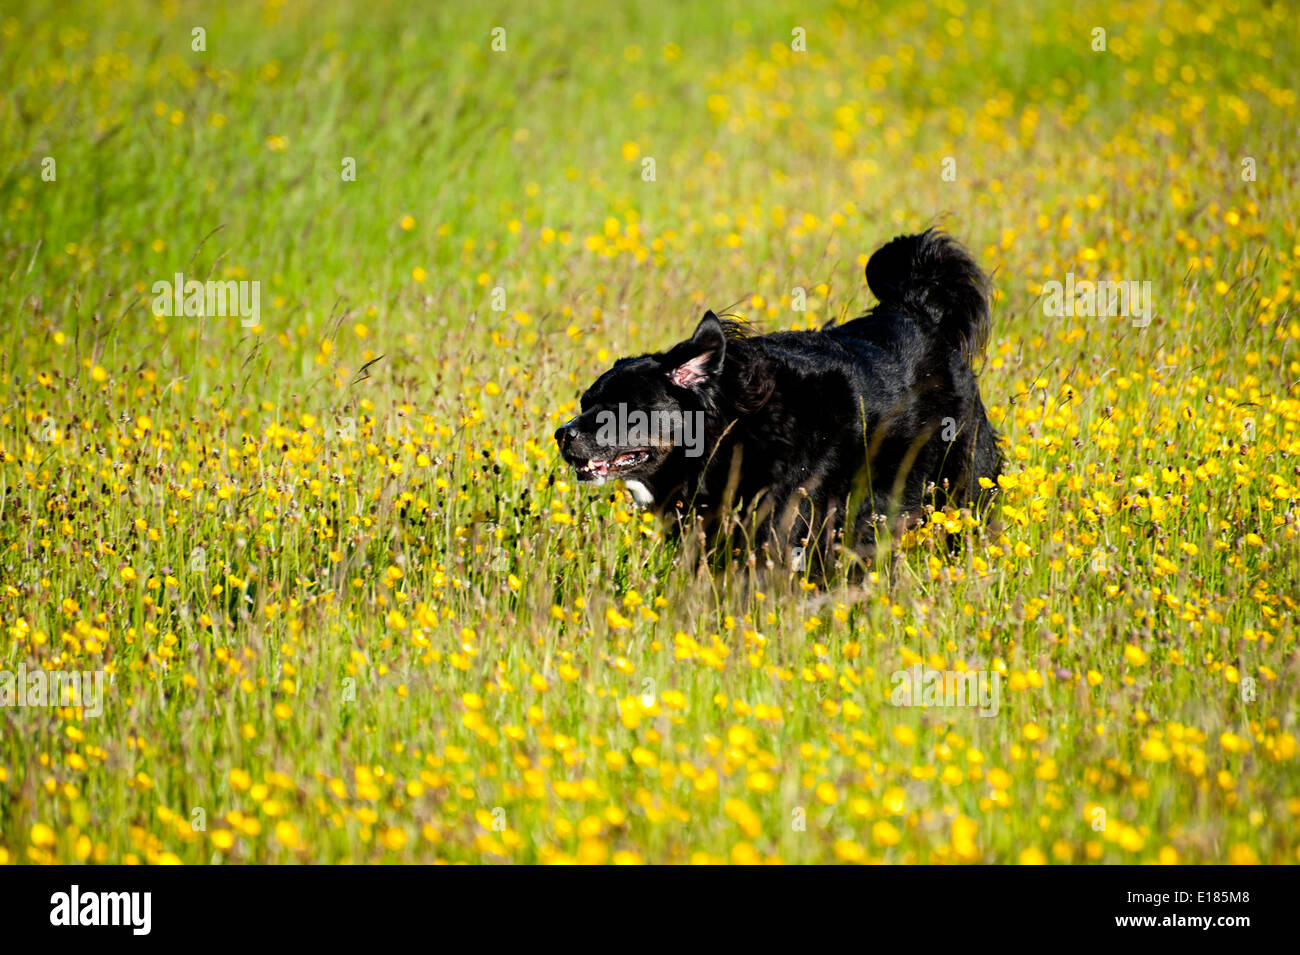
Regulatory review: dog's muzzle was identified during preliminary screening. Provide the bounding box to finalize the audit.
[554,421,576,453]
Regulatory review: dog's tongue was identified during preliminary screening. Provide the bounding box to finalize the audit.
[588,459,610,477]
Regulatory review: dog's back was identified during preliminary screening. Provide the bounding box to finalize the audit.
[834,228,1000,517]
[701,229,1001,560]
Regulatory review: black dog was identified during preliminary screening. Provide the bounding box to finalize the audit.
[555,229,1001,569]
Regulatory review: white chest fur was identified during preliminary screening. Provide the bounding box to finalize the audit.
[624,480,654,507]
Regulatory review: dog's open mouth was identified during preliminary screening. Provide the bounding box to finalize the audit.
[576,448,651,480]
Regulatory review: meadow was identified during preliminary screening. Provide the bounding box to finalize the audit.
[0,0,1297,864]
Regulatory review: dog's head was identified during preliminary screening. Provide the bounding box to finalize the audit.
[555,311,725,505]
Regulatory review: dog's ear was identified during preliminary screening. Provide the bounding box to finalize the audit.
[666,311,726,387]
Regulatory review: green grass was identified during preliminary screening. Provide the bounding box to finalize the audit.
[0,0,1297,864]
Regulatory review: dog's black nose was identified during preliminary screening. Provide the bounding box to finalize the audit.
[554,424,574,450]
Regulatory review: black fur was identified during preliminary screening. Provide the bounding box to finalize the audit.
[556,228,1002,569]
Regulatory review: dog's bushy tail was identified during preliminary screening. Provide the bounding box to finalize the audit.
[865,228,991,362]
